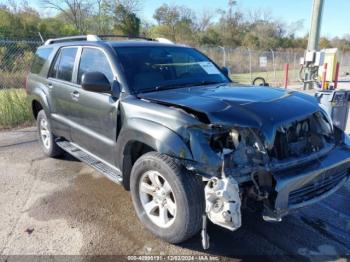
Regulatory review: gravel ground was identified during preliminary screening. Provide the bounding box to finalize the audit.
[0,126,349,261]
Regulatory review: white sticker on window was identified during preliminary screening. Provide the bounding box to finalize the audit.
[198,62,221,74]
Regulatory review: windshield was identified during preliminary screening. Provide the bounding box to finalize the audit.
[115,46,229,93]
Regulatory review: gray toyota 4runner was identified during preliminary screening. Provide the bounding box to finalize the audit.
[27,35,350,248]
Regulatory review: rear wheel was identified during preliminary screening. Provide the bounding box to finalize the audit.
[130,152,204,244]
[37,110,63,157]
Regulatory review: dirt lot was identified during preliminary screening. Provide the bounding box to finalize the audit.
[0,127,350,261]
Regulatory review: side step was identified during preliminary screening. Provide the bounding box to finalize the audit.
[56,140,123,185]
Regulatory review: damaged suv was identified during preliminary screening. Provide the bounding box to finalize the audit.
[27,35,350,247]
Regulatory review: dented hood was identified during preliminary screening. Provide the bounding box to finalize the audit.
[139,84,321,143]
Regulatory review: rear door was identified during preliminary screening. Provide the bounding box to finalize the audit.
[71,47,119,165]
[48,47,79,140]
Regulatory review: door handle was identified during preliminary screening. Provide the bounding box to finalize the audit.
[71,91,80,101]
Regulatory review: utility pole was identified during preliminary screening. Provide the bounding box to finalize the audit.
[308,0,324,51]
[304,0,325,89]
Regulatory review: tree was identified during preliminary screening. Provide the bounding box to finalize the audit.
[113,3,140,36]
[320,37,331,49]
[41,0,92,33]
[0,4,41,38]
[38,17,80,37]
[153,4,196,42]
[198,27,222,46]
[217,0,244,47]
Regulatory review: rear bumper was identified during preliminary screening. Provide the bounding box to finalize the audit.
[269,145,350,218]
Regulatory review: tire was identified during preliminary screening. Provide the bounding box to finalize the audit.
[37,110,63,157]
[252,77,268,86]
[130,152,204,244]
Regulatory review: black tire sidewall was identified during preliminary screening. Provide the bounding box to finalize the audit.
[130,153,201,243]
[253,77,266,86]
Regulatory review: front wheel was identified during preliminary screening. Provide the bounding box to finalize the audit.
[130,152,204,244]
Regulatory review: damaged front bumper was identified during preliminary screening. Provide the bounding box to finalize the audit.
[266,145,350,220]
[202,144,350,231]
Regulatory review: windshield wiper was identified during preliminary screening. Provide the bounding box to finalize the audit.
[190,80,224,87]
[155,80,224,91]
[154,83,187,91]
[138,80,226,93]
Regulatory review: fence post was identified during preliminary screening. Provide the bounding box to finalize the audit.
[270,49,276,85]
[219,46,226,67]
[248,48,252,83]
[284,64,289,88]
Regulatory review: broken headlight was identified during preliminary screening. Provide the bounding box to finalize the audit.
[210,128,240,154]
[210,128,267,168]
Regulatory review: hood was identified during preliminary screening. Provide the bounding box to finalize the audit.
[139,83,321,143]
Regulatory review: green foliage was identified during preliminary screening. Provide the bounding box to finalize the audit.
[0,6,40,38]
[198,28,222,46]
[38,18,80,38]
[320,37,331,49]
[152,4,196,43]
[113,4,140,36]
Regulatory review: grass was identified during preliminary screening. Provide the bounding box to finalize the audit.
[231,69,300,85]
[0,88,33,129]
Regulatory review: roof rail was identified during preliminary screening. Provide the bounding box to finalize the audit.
[94,35,174,43]
[44,34,175,45]
[97,34,154,41]
[44,35,100,45]
[155,38,174,44]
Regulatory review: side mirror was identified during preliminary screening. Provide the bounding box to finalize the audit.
[111,80,121,99]
[81,71,111,93]
[221,67,230,78]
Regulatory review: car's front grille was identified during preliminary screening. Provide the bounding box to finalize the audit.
[288,168,349,206]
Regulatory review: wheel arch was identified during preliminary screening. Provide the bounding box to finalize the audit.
[116,118,193,190]
[29,89,51,119]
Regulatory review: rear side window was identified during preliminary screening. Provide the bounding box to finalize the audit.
[49,47,78,82]
[31,48,53,74]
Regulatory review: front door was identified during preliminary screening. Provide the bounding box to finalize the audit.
[70,47,119,165]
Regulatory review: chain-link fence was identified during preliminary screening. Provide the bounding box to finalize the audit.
[0,39,42,89]
[199,46,350,86]
[0,39,349,90]
[199,46,306,86]
[339,51,350,77]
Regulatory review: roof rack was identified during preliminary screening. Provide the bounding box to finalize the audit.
[98,34,154,41]
[44,34,174,45]
[44,35,100,45]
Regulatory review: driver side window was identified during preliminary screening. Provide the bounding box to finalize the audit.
[77,48,114,85]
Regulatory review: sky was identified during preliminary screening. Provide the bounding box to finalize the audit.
[7,0,350,38]
[138,0,350,38]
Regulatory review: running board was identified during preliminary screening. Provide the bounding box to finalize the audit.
[56,140,123,185]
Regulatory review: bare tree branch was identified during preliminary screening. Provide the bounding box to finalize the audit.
[41,0,92,32]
